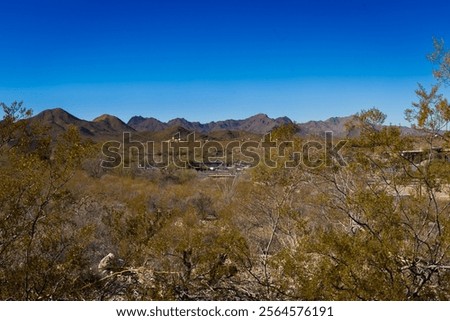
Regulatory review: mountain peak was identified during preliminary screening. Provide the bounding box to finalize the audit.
[249,113,270,119]
[37,107,79,119]
[128,115,145,123]
[92,114,132,130]
[127,115,166,132]
[93,114,120,122]
[167,117,191,126]
[34,108,82,125]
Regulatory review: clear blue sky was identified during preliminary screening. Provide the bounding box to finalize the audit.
[1,0,450,125]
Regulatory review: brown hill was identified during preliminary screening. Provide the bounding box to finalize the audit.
[92,114,135,133]
[30,108,134,140]
[127,116,167,132]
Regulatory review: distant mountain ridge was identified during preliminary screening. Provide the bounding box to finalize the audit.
[128,113,293,135]
[26,107,415,141]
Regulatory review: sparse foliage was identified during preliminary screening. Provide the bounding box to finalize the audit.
[3,39,450,300]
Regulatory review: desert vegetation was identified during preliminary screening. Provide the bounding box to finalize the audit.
[2,40,450,301]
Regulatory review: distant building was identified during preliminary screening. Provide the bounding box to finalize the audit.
[401,147,450,163]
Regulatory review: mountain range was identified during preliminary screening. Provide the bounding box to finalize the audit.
[29,108,135,139]
[25,107,388,141]
[128,113,293,134]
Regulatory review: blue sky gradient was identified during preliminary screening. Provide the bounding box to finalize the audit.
[1,0,450,124]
